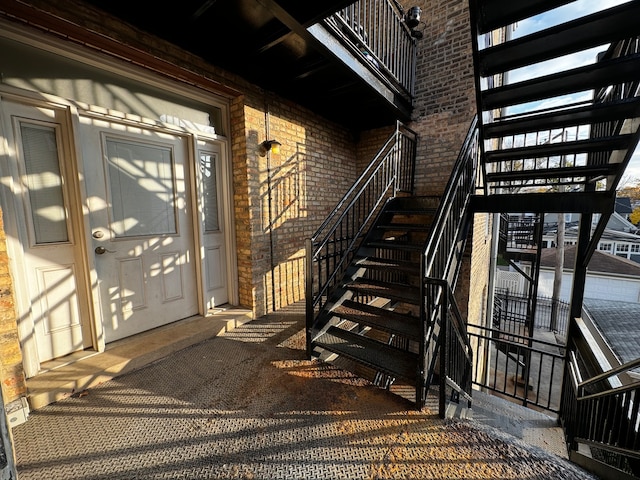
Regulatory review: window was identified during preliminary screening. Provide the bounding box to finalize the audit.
[20,122,70,244]
[631,245,640,253]
[599,243,612,252]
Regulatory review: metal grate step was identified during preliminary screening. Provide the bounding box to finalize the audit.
[353,256,419,274]
[345,278,420,305]
[332,300,421,341]
[313,326,418,381]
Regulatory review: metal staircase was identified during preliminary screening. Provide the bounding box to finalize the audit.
[306,119,478,412]
[468,2,640,478]
[470,0,640,211]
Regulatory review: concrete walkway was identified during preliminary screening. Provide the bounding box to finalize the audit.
[12,304,598,479]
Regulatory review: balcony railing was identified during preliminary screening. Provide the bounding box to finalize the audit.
[324,0,417,98]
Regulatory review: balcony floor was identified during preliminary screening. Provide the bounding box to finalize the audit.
[12,303,596,480]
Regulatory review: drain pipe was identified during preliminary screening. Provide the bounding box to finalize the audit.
[264,102,277,313]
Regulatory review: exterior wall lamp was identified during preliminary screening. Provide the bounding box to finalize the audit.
[258,139,281,156]
[404,6,425,39]
[404,6,421,28]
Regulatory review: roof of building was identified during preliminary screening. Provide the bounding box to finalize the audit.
[615,197,633,215]
[583,299,640,366]
[540,246,640,277]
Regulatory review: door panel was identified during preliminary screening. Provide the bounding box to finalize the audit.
[197,140,228,308]
[1,101,92,365]
[80,118,198,342]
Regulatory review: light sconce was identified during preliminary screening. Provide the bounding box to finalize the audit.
[403,6,425,40]
[404,6,421,29]
[258,139,281,156]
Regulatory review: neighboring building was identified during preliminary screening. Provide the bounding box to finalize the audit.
[536,246,640,303]
[582,299,640,382]
[543,212,640,263]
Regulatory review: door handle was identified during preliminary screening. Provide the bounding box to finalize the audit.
[95,246,107,255]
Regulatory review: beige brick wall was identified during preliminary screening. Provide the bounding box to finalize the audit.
[237,94,360,316]
[0,211,26,404]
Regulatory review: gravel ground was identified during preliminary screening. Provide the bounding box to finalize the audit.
[13,308,599,479]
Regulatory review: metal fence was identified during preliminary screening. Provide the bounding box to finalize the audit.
[494,288,570,340]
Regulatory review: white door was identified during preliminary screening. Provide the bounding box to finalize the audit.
[197,140,228,308]
[0,101,92,365]
[80,118,199,342]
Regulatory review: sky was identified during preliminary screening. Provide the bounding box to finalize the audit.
[504,0,640,185]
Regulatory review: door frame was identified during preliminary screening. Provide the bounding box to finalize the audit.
[0,86,237,376]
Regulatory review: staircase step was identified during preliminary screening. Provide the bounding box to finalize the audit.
[313,326,418,381]
[481,53,640,110]
[345,278,420,305]
[387,195,440,212]
[484,98,640,139]
[484,135,635,163]
[486,164,617,184]
[478,3,640,76]
[476,0,573,34]
[365,239,423,251]
[376,222,432,232]
[332,300,421,340]
[354,256,419,274]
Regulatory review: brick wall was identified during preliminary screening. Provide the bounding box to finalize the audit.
[409,0,477,196]
[406,0,491,327]
[0,211,26,404]
[237,94,359,316]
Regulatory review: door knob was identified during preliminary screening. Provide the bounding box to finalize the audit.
[95,246,107,255]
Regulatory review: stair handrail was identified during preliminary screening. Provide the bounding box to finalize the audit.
[416,115,479,408]
[562,347,640,474]
[424,277,473,417]
[306,121,417,347]
[422,115,479,281]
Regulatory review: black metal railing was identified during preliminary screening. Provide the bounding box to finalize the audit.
[494,288,570,339]
[305,122,417,350]
[562,350,640,477]
[498,214,540,253]
[470,324,566,413]
[326,0,417,97]
[418,115,479,409]
[432,279,473,416]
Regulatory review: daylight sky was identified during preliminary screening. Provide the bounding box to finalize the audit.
[504,0,640,184]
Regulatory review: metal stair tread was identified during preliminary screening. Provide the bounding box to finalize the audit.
[345,278,420,304]
[365,239,423,251]
[376,222,432,231]
[486,164,617,183]
[478,2,640,76]
[313,326,418,381]
[476,0,574,34]
[483,97,640,139]
[354,256,419,273]
[332,300,421,340]
[484,135,634,162]
[481,53,640,110]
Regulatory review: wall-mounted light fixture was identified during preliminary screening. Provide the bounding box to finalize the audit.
[402,6,425,40]
[258,139,281,156]
[404,6,421,28]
